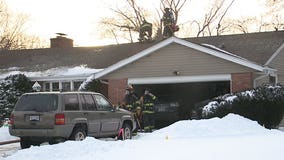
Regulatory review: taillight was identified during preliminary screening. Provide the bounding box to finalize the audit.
[9,114,14,125]
[55,113,65,125]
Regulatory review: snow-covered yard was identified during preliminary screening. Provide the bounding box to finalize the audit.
[1,114,284,160]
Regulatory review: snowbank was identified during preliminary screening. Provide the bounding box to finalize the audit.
[0,126,18,142]
[2,114,284,160]
[140,114,280,140]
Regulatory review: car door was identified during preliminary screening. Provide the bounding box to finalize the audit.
[80,94,101,137]
[93,94,120,136]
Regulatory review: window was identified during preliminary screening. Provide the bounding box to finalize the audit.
[93,95,112,111]
[45,83,50,92]
[64,94,79,111]
[62,82,71,91]
[15,94,58,112]
[81,94,97,111]
[269,75,276,85]
[52,82,59,91]
[74,81,83,91]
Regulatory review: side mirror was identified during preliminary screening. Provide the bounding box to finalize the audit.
[110,105,119,112]
[114,105,120,111]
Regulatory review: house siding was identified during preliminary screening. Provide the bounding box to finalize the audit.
[278,75,284,85]
[268,44,284,84]
[103,43,256,79]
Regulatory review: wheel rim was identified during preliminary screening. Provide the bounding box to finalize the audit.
[124,127,131,139]
[75,132,85,141]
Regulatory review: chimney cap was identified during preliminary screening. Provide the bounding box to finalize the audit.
[56,33,67,37]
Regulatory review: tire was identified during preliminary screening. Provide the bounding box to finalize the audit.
[122,123,132,140]
[20,138,31,149]
[70,128,86,141]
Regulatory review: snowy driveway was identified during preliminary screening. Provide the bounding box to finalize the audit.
[1,114,284,160]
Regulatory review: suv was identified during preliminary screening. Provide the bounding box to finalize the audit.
[9,92,136,149]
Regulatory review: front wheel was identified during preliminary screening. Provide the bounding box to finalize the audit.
[123,123,132,140]
[70,128,86,141]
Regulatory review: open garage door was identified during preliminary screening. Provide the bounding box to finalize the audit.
[130,77,230,128]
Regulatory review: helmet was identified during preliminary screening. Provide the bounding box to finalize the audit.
[165,8,170,12]
[126,85,134,90]
[144,88,150,94]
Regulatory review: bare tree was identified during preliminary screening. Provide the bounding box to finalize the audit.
[232,17,258,33]
[191,0,235,37]
[99,0,149,43]
[99,0,188,43]
[0,0,44,50]
[262,0,284,31]
[215,0,235,35]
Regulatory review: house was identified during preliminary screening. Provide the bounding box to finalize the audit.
[0,31,284,119]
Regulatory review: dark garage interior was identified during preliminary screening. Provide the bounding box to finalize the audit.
[133,81,230,128]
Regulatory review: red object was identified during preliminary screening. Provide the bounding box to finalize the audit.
[117,128,125,140]
[55,113,65,125]
[171,24,179,32]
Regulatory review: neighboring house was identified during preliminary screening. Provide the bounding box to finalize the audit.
[0,31,284,119]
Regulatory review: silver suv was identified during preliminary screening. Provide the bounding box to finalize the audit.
[9,92,136,149]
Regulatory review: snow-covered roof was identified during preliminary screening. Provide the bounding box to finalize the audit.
[0,65,103,80]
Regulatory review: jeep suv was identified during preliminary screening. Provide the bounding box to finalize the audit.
[9,92,136,149]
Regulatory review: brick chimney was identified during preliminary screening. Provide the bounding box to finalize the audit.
[50,33,73,48]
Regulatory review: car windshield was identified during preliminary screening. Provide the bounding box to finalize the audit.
[14,94,58,112]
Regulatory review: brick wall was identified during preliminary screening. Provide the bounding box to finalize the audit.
[107,79,127,105]
[231,72,253,93]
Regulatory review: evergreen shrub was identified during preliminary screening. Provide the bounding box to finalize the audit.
[202,84,284,129]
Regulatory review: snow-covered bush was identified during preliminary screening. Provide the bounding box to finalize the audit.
[0,74,32,125]
[201,84,284,129]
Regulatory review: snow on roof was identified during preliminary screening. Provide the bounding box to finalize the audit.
[0,65,103,80]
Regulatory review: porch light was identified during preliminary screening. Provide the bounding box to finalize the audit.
[173,70,180,76]
[32,81,41,92]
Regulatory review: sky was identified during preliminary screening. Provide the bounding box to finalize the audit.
[4,0,265,47]
[1,114,284,160]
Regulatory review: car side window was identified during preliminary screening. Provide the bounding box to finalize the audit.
[93,95,112,111]
[64,94,79,111]
[81,94,97,111]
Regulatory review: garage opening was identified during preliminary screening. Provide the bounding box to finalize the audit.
[133,81,230,128]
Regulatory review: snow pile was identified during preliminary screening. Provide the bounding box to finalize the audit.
[2,114,284,160]
[0,126,18,142]
[0,65,103,79]
[140,114,279,140]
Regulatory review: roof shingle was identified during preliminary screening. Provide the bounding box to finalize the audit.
[0,31,283,73]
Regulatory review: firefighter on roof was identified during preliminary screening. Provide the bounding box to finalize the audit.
[139,19,153,42]
[161,8,179,38]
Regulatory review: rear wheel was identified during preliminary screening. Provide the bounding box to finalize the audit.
[70,128,86,141]
[20,138,31,149]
